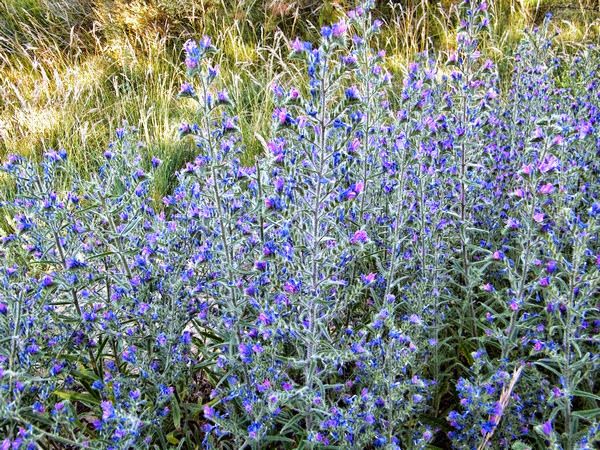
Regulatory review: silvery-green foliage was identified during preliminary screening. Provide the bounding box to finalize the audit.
[0,1,598,449]
[0,136,202,448]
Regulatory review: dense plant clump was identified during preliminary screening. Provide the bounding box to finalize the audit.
[1,1,599,448]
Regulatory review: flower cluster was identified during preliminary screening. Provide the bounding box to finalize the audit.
[0,1,598,449]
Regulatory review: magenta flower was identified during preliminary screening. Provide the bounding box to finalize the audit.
[538,183,554,194]
[289,87,300,101]
[350,230,369,244]
[521,163,533,175]
[283,279,300,294]
[361,273,377,285]
[276,108,288,125]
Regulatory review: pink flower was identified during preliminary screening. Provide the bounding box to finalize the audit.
[258,312,271,325]
[361,273,377,285]
[348,138,360,153]
[481,283,494,292]
[257,379,271,393]
[506,218,520,229]
[513,188,525,198]
[297,115,308,128]
[539,183,554,194]
[291,37,304,53]
[538,154,559,173]
[350,230,369,244]
[531,126,545,141]
[277,108,288,125]
[332,20,347,38]
[576,121,593,139]
[283,280,300,294]
[533,212,545,223]
[551,135,564,146]
[521,164,533,175]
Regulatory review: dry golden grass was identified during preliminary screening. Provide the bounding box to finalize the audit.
[0,0,598,199]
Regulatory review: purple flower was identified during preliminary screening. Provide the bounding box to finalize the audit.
[332,20,347,38]
[283,279,300,294]
[65,255,87,269]
[288,87,300,101]
[345,85,360,102]
[506,218,520,229]
[531,126,545,142]
[576,121,593,139]
[151,156,162,168]
[204,405,216,420]
[101,401,115,421]
[361,272,377,285]
[216,90,231,105]
[343,181,364,201]
[541,420,553,436]
[41,274,54,288]
[179,82,195,96]
[290,37,304,53]
[342,55,358,67]
[156,333,167,347]
[521,163,533,175]
[538,154,559,173]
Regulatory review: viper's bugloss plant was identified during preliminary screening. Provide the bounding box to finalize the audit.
[1,1,599,449]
